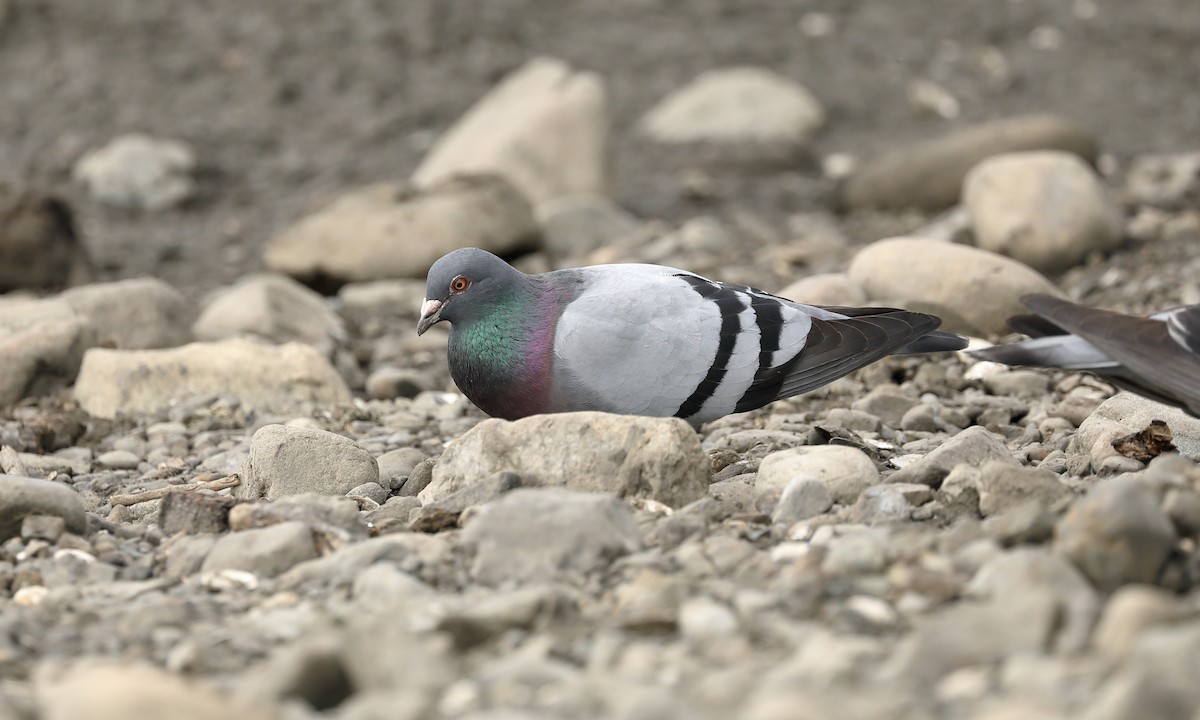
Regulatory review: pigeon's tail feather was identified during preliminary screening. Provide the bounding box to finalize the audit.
[968,335,1119,370]
[894,329,969,355]
[1007,314,1067,338]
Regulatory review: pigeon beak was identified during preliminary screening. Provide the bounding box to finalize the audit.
[416,298,444,336]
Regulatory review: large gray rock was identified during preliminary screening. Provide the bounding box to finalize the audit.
[1056,476,1176,591]
[421,413,708,508]
[462,488,642,585]
[238,424,379,500]
[1075,393,1200,463]
[756,445,879,504]
[0,297,94,405]
[35,661,274,720]
[201,521,319,578]
[73,338,352,419]
[889,426,1017,488]
[60,277,193,349]
[265,176,538,284]
[964,151,1123,273]
[0,475,87,541]
[0,184,92,293]
[847,237,1062,335]
[838,114,1098,212]
[638,66,825,165]
[73,133,196,212]
[413,57,609,205]
[193,273,345,352]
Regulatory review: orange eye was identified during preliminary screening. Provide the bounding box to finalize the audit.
[449,276,471,293]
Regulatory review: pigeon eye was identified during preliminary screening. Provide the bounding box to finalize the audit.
[449,276,471,293]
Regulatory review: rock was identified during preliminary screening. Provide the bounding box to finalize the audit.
[771,476,833,524]
[848,483,933,524]
[1056,477,1176,591]
[59,278,192,349]
[778,273,867,307]
[21,514,65,541]
[337,279,427,336]
[0,475,87,541]
[411,471,522,532]
[1075,393,1200,463]
[364,367,435,400]
[968,547,1099,653]
[0,297,94,405]
[889,426,1017,488]
[35,661,272,720]
[983,370,1053,398]
[613,568,683,631]
[983,501,1056,546]
[901,404,940,433]
[74,338,352,419]
[347,481,388,506]
[462,488,642,585]
[821,529,889,576]
[756,445,879,504]
[73,133,196,211]
[1093,585,1195,661]
[638,67,825,166]
[237,424,379,500]
[437,585,580,651]
[1125,151,1200,210]
[1082,623,1200,720]
[375,447,427,489]
[158,491,236,535]
[96,449,139,470]
[977,461,1071,516]
[193,274,344,352]
[201,521,318,578]
[536,194,641,259]
[964,151,1123,273]
[678,596,739,642]
[847,237,1062,335]
[838,114,1098,212]
[232,494,370,540]
[413,57,608,205]
[422,413,708,508]
[851,390,921,428]
[0,184,91,293]
[886,593,1060,687]
[265,176,538,285]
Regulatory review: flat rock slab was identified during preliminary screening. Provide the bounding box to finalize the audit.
[73,338,351,419]
[422,412,709,508]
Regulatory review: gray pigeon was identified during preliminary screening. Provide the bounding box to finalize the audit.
[417,248,968,424]
[969,293,1200,416]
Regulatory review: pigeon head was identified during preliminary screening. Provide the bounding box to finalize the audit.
[417,248,525,335]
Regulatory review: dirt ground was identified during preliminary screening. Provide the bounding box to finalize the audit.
[1,0,1198,298]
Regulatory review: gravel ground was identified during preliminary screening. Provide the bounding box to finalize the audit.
[3,2,1200,719]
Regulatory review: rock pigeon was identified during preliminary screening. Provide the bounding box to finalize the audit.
[969,293,1200,416]
[417,248,968,424]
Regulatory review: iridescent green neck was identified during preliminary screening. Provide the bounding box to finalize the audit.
[454,291,532,370]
